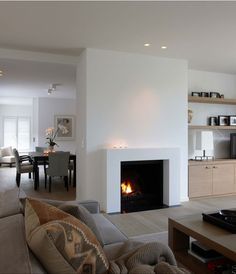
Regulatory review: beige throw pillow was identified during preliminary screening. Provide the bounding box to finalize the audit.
[25,198,109,274]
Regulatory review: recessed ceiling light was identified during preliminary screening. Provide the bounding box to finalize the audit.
[144,43,151,47]
[161,45,167,49]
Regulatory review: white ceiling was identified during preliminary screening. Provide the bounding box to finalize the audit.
[0,1,236,103]
[0,1,236,74]
[0,59,76,101]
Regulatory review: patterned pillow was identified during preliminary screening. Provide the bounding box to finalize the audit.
[58,203,104,246]
[24,198,109,274]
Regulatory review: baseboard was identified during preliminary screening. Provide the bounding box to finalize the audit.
[180,196,189,202]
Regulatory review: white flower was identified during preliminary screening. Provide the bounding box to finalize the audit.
[45,127,54,136]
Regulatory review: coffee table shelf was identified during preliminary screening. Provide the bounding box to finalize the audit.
[168,215,236,273]
[174,250,212,273]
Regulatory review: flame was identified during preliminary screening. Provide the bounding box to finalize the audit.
[121,181,133,194]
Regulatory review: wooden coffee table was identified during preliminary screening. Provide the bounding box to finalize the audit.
[168,214,236,273]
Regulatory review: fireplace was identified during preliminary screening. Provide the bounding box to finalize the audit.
[105,148,180,213]
[121,160,168,213]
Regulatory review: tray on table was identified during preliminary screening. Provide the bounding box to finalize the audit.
[202,211,236,233]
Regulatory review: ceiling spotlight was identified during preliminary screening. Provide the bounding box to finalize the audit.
[51,84,57,91]
[47,88,52,95]
[47,83,62,95]
[0,70,3,76]
[161,45,167,49]
[144,43,151,47]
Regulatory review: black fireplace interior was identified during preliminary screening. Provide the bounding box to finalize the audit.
[121,160,168,213]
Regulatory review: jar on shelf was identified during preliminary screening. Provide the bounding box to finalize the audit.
[188,109,193,124]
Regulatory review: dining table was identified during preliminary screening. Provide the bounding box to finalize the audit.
[29,152,76,190]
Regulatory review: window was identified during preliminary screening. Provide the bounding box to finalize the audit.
[3,117,31,152]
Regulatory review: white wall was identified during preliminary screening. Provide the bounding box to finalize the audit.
[76,51,87,199]
[188,69,236,159]
[77,49,188,208]
[32,98,39,148]
[0,104,33,148]
[37,97,77,153]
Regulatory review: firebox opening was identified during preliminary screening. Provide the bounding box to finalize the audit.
[121,160,168,213]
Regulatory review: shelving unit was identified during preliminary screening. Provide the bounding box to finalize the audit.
[188,96,236,198]
[188,96,236,105]
[189,125,236,130]
[188,95,236,130]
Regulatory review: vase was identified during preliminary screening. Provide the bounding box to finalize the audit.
[188,109,193,124]
[48,145,55,152]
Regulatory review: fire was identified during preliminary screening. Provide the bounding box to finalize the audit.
[121,181,133,194]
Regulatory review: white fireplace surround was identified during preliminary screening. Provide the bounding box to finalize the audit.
[105,147,181,213]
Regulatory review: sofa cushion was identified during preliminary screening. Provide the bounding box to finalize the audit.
[28,198,100,214]
[129,231,168,245]
[0,214,32,274]
[92,214,127,245]
[29,251,47,274]
[0,187,21,218]
[25,198,109,274]
[58,203,104,246]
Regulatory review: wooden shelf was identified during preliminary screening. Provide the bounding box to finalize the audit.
[174,250,212,274]
[169,216,236,273]
[188,96,236,105]
[189,125,236,130]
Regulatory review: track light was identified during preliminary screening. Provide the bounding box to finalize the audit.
[48,88,53,95]
[47,83,60,95]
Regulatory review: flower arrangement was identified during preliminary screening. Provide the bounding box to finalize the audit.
[45,124,69,147]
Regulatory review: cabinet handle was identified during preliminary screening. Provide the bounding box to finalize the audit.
[213,166,218,169]
[205,166,210,169]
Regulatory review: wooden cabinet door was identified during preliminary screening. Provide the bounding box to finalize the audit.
[189,165,212,198]
[212,164,235,195]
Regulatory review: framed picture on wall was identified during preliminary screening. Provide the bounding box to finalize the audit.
[218,115,229,126]
[210,92,220,98]
[209,116,218,126]
[191,92,201,97]
[54,115,75,140]
[229,116,236,126]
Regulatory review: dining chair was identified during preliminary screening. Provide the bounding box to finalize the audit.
[35,146,47,187]
[46,151,70,192]
[68,160,74,185]
[13,148,37,187]
[35,146,47,153]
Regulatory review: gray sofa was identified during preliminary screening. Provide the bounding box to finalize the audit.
[0,188,170,274]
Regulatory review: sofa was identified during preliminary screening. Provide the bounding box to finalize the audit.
[0,187,187,274]
[0,146,15,167]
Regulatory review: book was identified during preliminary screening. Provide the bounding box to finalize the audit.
[188,249,224,263]
[191,240,222,258]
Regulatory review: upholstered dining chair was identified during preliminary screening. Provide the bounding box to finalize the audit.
[68,160,74,185]
[35,146,47,153]
[13,148,36,187]
[46,151,70,192]
[35,146,48,187]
